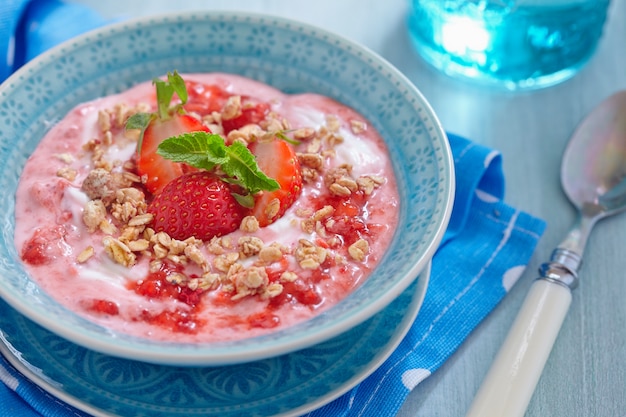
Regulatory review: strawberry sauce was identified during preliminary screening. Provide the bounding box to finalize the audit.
[14,73,400,343]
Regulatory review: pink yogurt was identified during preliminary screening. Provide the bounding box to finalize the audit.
[14,73,399,342]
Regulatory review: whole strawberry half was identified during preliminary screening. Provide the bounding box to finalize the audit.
[147,171,247,241]
[127,72,211,195]
[249,139,303,226]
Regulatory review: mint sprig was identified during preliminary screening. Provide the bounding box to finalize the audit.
[126,71,188,148]
[154,71,187,120]
[157,132,279,207]
[274,130,301,146]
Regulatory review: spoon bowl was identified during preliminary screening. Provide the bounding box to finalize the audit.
[558,91,626,257]
[562,91,626,216]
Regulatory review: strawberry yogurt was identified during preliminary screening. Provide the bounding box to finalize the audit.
[14,73,399,342]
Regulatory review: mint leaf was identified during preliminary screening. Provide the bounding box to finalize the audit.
[125,112,153,131]
[232,192,255,209]
[153,78,175,120]
[275,130,301,146]
[153,70,188,120]
[223,141,279,193]
[157,132,227,171]
[125,112,154,150]
[156,132,280,194]
[168,71,188,105]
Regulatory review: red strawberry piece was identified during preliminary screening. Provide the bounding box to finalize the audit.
[130,260,204,307]
[21,225,68,266]
[182,80,271,133]
[82,299,120,316]
[221,99,271,134]
[325,215,368,246]
[147,171,247,241]
[249,139,303,226]
[247,310,280,329]
[137,114,210,195]
[139,309,203,334]
[183,81,230,115]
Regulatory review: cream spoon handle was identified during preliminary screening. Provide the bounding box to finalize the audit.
[465,279,572,417]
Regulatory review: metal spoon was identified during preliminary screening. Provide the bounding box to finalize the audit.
[465,91,626,417]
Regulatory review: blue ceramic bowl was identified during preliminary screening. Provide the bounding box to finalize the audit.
[0,11,454,366]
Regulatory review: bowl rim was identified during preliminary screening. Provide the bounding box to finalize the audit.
[0,10,455,365]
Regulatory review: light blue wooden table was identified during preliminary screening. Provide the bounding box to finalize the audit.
[77,1,626,415]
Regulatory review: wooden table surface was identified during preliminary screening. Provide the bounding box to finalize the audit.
[77,0,626,415]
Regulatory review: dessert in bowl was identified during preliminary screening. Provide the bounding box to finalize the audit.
[0,12,454,365]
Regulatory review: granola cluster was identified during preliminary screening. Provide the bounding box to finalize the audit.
[57,91,387,304]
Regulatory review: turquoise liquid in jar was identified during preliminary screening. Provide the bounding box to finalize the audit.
[408,0,611,90]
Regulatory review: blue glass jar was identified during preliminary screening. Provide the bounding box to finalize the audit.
[407,0,611,90]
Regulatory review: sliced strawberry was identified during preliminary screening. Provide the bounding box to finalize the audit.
[137,114,209,195]
[249,139,303,226]
[147,171,247,241]
[126,72,213,195]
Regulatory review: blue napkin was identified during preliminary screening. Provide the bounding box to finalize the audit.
[0,0,110,81]
[0,2,547,416]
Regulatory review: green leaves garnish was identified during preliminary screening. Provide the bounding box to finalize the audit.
[125,71,188,149]
[274,130,301,146]
[154,71,188,120]
[125,112,153,131]
[157,132,279,207]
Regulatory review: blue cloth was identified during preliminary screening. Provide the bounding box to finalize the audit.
[0,0,26,81]
[0,0,109,81]
[0,2,547,416]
